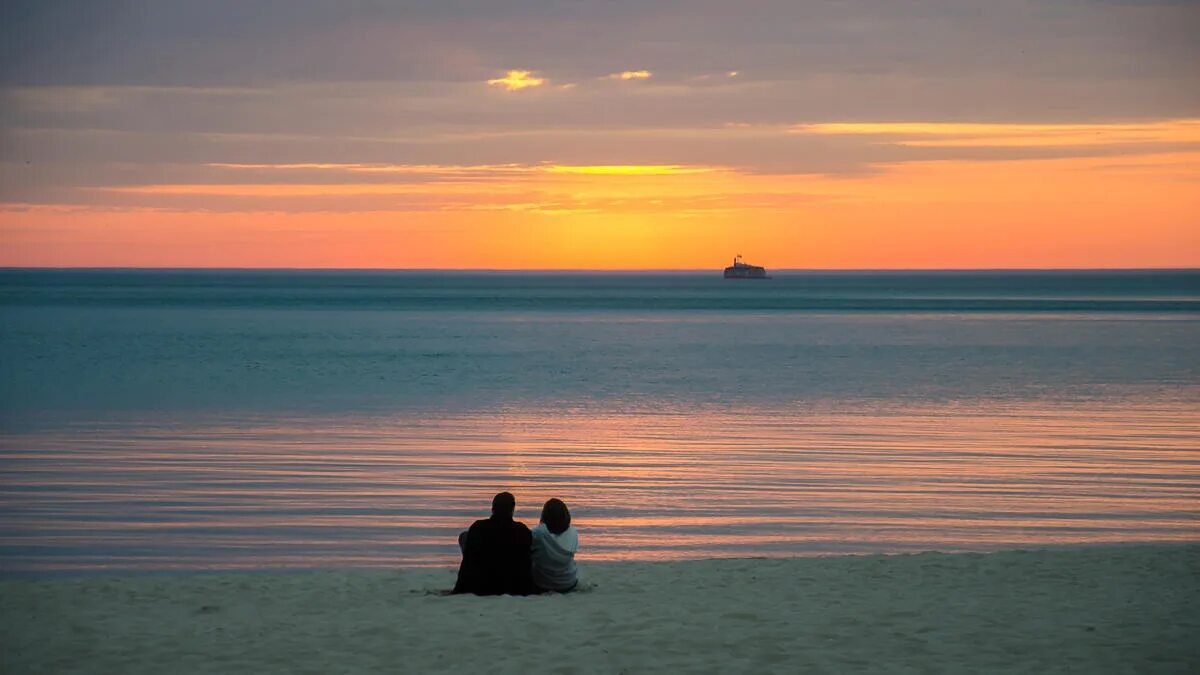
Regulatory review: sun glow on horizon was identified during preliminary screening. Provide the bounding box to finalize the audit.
[6,141,1195,269]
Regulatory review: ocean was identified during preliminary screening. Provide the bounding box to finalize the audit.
[1,269,1198,575]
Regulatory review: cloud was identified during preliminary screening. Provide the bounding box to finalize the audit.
[7,1,1197,90]
[206,162,533,177]
[205,162,714,177]
[486,70,546,91]
[52,160,756,215]
[65,160,821,216]
[793,120,1200,148]
[4,2,1199,220]
[605,70,651,81]
[544,164,711,175]
[87,163,727,196]
[93,183,445,197]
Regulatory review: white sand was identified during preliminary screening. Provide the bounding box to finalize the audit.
[3,545,1197,673]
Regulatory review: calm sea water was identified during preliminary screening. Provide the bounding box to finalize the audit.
[1,270,1198,574]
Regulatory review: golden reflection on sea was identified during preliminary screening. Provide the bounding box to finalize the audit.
[1,399,1198,573]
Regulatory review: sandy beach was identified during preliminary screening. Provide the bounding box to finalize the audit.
[3,544,1196,673]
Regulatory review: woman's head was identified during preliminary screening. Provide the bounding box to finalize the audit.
[540,498,571,535]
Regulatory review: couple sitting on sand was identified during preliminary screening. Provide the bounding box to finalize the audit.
[452,492,579,596]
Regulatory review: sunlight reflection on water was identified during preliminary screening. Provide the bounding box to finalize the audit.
[2,399,1197,574]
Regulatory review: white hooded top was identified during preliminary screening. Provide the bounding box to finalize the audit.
[530,522,579,591]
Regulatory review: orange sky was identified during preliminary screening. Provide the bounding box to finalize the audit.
[2,3,1198,269]
[5,140,1197,269]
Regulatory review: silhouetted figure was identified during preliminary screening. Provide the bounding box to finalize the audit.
[452,492,533,595]
[531,498,579,592]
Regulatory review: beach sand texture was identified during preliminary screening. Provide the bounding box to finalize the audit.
[3,545,1197,673]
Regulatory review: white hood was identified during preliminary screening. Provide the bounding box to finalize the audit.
[531,523,579,591]
[534,523,578,555]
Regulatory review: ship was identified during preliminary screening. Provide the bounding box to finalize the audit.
[723,254,769,279]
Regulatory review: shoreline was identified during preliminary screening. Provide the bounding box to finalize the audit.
[4,544,1197,672]
[2,538,1195,580]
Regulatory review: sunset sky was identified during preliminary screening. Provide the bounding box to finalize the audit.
[1,0,1198,269]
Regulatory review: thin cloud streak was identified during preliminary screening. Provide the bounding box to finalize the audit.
[206,162,534,175]
[795,120,1200,148]
[206,162,719,177]
[605,70,652,81]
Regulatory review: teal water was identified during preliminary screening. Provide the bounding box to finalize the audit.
[1,270,1198,574]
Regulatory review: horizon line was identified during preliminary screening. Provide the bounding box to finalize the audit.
[1,266,1198,273]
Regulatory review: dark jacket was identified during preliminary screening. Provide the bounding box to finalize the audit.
[452,515,534,595]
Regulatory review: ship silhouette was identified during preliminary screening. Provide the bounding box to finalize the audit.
[723,254,769,279]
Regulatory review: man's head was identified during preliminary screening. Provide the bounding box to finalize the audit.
[491,491,516,518]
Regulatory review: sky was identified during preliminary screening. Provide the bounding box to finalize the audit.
[1,0,1198,269]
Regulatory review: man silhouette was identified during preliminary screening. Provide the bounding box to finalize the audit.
[452,492,534,595]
